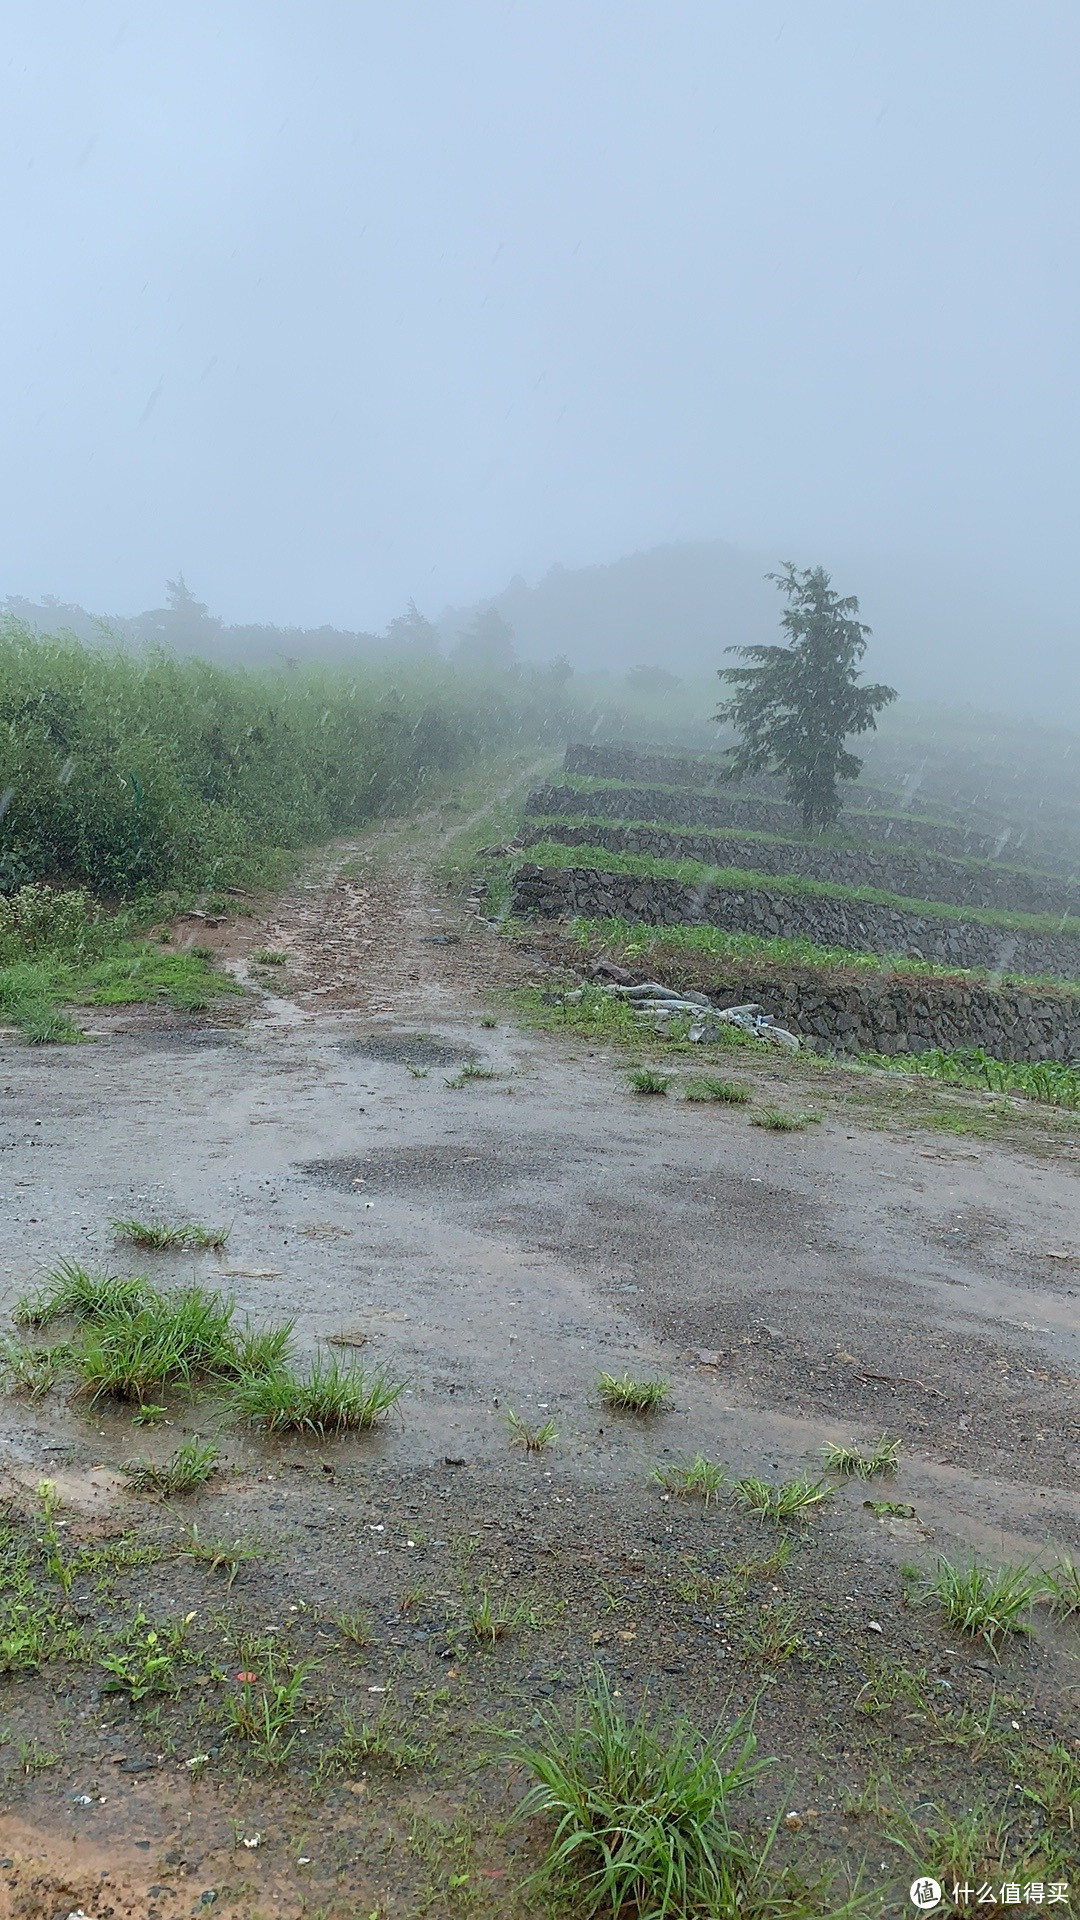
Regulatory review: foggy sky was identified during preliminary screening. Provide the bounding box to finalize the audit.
[3,2,1079,695]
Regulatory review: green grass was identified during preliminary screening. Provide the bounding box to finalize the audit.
[229,1353,404,1435]
[0,936,242,1043]
[821,1434,901,1478]
[252,947,288,965]
[178,1524,263,1587]
[507,1407,559,1452]
[749,1107,820,1131]
[14,1263,160,1328]
[566,916,1080,998]
[121,1437,220,1496]
[521,837,1080,940]
[501,1668,769,1918]
[628,1067,672,1095]
[651,1455,727,1506]
[110,1218,230,1251]
[74,1286,239,1403]
[1043,1555,1080,1620]
[683,1076,751,1104]
[731,1477,831,1524]
[597,1372,670,1415]
[526,807,1069,887]
[927,1557,1041,1653]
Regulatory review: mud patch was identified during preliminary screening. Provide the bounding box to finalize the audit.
[338,1031,479,1068]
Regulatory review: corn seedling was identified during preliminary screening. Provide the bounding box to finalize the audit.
[110,1218,230,1252]
[122,1436,220,1496]
[651,1455,726,1506]
[230,1354,404,1435]
[821,1433,901,1478]
[501,1667,769,1917]
[597,1372,670,1415]
[731,1476,831,1524]
[507,1407,558,1452]
[929,1556,1041,1653]
[628,1068,671,1095]
[682,1077,751,1104]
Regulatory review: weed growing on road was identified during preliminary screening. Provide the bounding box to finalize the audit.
[99,1609,196,1701]
[444,1062,498,1087]
[742,1600,806,1666]
[227,1648,311,1765]
[466,1584,544,1649]
[74,1286,238,1402]
[821,1434,901,1478]
[178,1525,263,1588]
[683,1076,751,1104]
[628,1067,672,1095]
[598,1371,670,1414]
[110,1219,230,1251]
[15,1263,158,1328]
[927,1557,1041,1653]
[316,1706,430,1780]
[230,1354,404,1435]
[1043,1555,1080,1620]
[122,1436,220,1496]
[506,1407,558,1451]
[501,1668,768,1917]
[334,1605,375,1651]
[252,948,287,966]
[731,1477,831,1524]
[0,1337,74,1399]
[749,1107,821,1131]
[651,1455,726,1505]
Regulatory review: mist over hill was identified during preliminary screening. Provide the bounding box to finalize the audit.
[439,540,1078,723]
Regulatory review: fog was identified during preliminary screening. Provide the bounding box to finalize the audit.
[3,2,1078,714]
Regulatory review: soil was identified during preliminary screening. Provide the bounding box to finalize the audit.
[1,776,1078,1918]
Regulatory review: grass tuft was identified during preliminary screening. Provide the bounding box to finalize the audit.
[178,1524,263,1587]
[627,1067,672,1095]
[749,1107,820,1131]
[928,1556,1041,1653]
[230,1353,404,1435]
[651,1455,726,1505]
[73,1285,237,1402]
[731,1476,831,1524]
[14,1263,158,1328]
[122,1437,220,1496]
[821,1434,901,1478]
[597,1371,670,1415]
[507,1407,558,1452]
[501,1668,769,1917]
[682,1076,751,1104]
[110,1218,230,1251]
[1043,1555,1080,1621]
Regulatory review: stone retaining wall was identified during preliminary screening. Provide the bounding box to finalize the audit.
[528,782,999,861]
[512,862,1080,984]
[562,941,1080,1062]
[522,820,1079,918]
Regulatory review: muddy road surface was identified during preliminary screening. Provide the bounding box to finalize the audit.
[1,797,1078,1918]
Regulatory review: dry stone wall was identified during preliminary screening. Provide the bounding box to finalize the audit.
[512,862,1080,984]
[570,949,1080,1063]
[529,782,1000,861]
[564,742,897,811]
[522,820,1080,918]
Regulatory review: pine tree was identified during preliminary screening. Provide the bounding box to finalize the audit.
[716,564,896,831]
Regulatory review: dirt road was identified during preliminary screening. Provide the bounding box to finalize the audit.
[1,794,1078,1917]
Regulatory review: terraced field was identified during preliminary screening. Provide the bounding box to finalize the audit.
[508,745,1080,1062]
